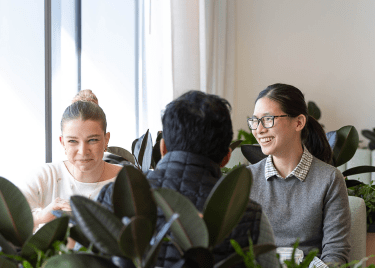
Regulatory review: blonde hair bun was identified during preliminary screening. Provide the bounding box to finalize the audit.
[72,89,99,105]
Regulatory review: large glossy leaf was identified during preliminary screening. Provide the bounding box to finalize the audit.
[143,213,180,268]
[152,188,209,251]
[113,166,157,230]
[42,254,118,268]
[362,129,375,142]
[70,196,123,256]
[241,144,266,164]
[229,140,243,152]
[0,177,33,247]
[107,146,135,165]
[152,140,162,168]
[21,216,69,261]
[134,130,153,172]
[332,125,359,167]
[131,138,138,155]
[307,101,321,120]
[203,165,252,248]
[156,131,163,143]
[0,257,17,268]
[170,247,214,268]
[69,225,93,249]
[119,216,153,264]
[0,232,17,255]
[342,165,375,177]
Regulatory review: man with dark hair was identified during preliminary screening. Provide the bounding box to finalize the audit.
[97,90,278,267]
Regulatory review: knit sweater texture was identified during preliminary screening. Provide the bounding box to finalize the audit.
[248,156,351,265]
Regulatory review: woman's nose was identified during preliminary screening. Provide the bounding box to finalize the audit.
[78,143,89,154]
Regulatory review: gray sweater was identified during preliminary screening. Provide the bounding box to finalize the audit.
[248,157,351,265]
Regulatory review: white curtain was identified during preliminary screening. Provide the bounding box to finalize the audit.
[140,0,173,138]
[170,0,236,106]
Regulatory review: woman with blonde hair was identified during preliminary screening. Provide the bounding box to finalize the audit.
[21,90,122,230]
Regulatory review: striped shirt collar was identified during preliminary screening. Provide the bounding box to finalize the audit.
[264,145,313,181]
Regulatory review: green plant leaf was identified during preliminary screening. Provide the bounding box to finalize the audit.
[237,129,258,145]
[152,140,162,168]
[131,138,138,155]
[69,225,92,250]
[252,243,276,257]
[203,165,252,248]
[0,256,18,268]
[0,231,17,255]
[176,247,214,268]
[307,101,321,120]
[342,165,375,177]
[143,213,180,268]
[21,216,69,262]
[152,188,209,251]
[156,131,163,143]
[135,129,153,172]
[362,130,375,143]
[41,254,118,268]
[0,177,33,247]
[214,251,243,268]
[113,166,157,231]
[70,196,124,256]
[107,146,135,165]
[229,140,243,152]
[119,216,153,264]
[332,125,359,167]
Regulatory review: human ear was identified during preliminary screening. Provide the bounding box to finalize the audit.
[220,148,232,168]
[59,136,64,146]
[296,114,306,131]
[160,139,168,157]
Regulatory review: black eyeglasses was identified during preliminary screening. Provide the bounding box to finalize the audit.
[247,115,289,130]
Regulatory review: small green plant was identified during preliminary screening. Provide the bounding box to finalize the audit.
[361,128,375,150]
[348,181,375,227]
[221,162,241,175]
[236,129,258,145]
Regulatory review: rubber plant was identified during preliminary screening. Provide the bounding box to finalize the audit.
[108,130,162,173]
[153,165,276,268]
[44,165,275,268]
[43,165,179,268]
[0,176,82,268]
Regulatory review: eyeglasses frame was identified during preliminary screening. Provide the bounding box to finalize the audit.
[247,115,289,130]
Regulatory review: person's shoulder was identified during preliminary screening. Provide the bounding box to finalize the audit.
[246,158,267,173]
[34,161,66,177]
[310,157,342,176]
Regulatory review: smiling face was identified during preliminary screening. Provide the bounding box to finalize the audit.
[252,97,303,157]
[60,119,109,173]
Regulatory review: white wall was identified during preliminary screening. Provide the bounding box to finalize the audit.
[234,0,375,146]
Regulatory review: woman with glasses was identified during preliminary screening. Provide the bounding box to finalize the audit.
[247,83,350,266]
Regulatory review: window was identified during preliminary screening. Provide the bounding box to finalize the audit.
[0,0,172,185]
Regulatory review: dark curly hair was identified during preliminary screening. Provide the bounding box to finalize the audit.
[162,90,233,164]
[256,83,332,164]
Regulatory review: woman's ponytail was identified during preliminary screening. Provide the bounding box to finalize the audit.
[303,115,332,164]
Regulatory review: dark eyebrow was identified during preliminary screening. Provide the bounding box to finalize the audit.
[65,134,101,139]
[87,134,101,138]
[252,112,272,118]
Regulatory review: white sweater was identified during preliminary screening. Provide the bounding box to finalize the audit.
[21,161,116,215]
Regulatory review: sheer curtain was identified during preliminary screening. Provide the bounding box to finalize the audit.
[170,0,236,106]
[139,0,173,139]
